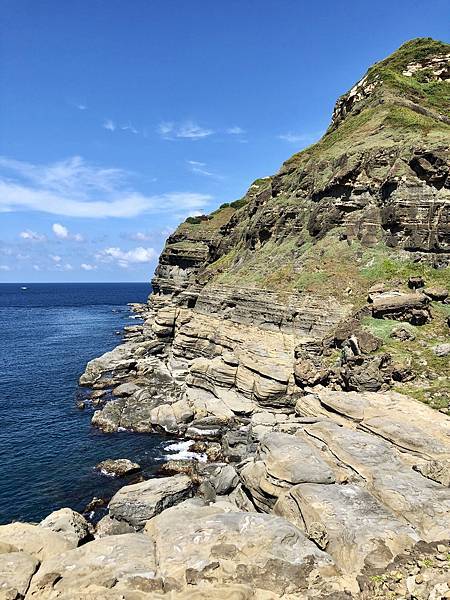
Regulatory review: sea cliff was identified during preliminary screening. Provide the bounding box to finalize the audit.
[1,38,449,600]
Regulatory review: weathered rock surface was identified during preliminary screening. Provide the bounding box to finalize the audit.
[143,499,337,595]
[40,508,92,546]
[0,552,39,599]
[108,474,193,529]
[0,523,74,561]
[26,533,159,598]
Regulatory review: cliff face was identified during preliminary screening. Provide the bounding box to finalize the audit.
[146,37,450,412]
[56,38,450,599]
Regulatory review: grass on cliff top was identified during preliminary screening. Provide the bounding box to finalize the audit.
[372,38,449,75]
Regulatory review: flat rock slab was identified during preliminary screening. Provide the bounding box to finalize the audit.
[144,501,335,595]
[260,431,336,486]
[108,474,193,529]
[0,551,39,598]
[26,533,159,598]
[297,389,450,460]
[305,421,450,540]
[277,483,419,574]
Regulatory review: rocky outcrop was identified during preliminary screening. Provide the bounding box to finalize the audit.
[4,38,449,600]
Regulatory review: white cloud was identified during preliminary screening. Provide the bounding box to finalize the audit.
[81,263,96,271]
[76,104,87,110]
[52,223,68,239]
[55,262,73,271]
[130,232,152,241]
[33,265,41,271]
[52,223,84,241]
[103,119,116,132]
[226,126,245,135]
[158,121,214,140]
[0,156,211,218]
[186,160,223,180]
[96,246,157,268]
[50,254,62,262]
[19,229,46,241]
[0,265,10,271]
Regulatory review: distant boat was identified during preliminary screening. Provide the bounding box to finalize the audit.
[20,286,28,290]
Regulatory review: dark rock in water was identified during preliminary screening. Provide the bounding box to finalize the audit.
[76,400,85,410]
[83,496,108,514]
[95,458,141,477]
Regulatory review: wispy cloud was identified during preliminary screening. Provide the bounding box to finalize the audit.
[129,231,153,241]
[96,246,157,268]
[186,160,223,180]
[120,122,139,134]
[81,263,96,271]
[277,131,322,144]
[0,156,212,218]
[0,265,10,271]
[19,229,47,242]
[76,104,87,111]
[226,126,245,135]
[50,254,62,262]
[52,223,84,241]
[103,119,116,132]
[158,121,214,140]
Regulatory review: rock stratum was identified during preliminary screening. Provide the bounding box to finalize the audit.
[2,38,450,600]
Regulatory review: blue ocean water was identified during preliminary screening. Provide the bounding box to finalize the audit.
[0,283,174,524]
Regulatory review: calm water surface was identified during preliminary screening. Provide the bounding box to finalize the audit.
[0,283,174,524]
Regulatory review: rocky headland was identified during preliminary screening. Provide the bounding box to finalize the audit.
[1,38,450,599]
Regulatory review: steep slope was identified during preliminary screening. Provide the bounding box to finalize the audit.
[150,37,449,408]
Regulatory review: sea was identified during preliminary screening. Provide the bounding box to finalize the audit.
[0,282,181,525]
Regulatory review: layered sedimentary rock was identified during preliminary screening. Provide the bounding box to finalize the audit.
[4,39,450,600]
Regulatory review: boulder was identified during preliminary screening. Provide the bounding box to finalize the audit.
[112,382,140,397]
[0,551,39,599]
[424,286,448,301]
[95,514,137,538]
[95,458,141,477]
[40,508,92,546]
[432,343,450,357]
[209,464,239,495]
[370,292,430,323]
[0,523,74,561]
[108,474,193,529]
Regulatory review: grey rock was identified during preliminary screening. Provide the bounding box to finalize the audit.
[108,474,193,529]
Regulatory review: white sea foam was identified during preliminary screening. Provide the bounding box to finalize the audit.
[164,440,207,462]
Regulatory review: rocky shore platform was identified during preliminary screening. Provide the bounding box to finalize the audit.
[2,38,450,599]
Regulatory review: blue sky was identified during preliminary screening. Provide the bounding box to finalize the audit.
[1,0,448,282]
